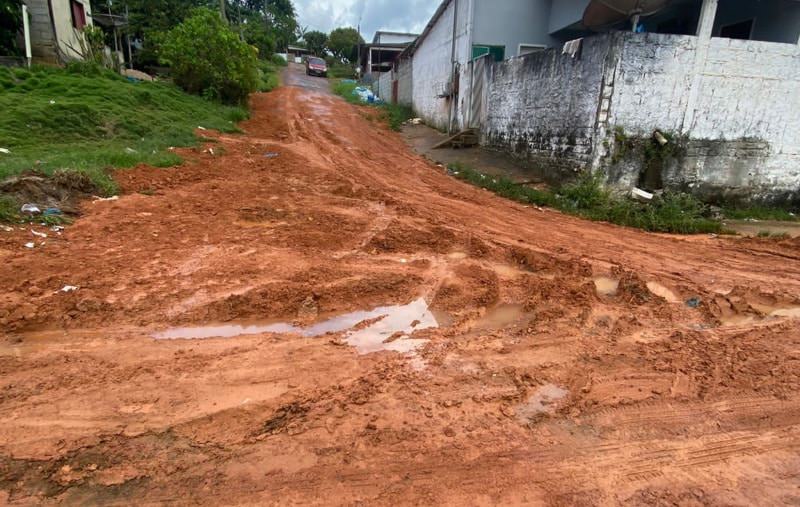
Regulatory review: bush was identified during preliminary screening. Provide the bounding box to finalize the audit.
[160,8,259,105]
[270,54,288,67]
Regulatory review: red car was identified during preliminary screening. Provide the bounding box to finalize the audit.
[305,57,328,77]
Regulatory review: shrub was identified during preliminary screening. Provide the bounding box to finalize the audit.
[160,8,259,105]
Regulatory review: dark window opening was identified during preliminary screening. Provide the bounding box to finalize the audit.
[71,0,86,30]
[719,19,754,40]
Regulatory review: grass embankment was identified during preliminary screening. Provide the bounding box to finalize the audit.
[449,163,723,234]
[332,79,414,131]
[0,64,247,197]
[258,55,287,92]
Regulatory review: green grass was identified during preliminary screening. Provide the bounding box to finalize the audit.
[448,163,722,234]
[328,64,356,79]
[0,195,18,222]
[332,80,414,131]
[722,205,798,222]
[756,230,790,239]
[0,64,247,195]
[258,60,281,92]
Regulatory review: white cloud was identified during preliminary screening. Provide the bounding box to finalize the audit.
[294,0,439,41]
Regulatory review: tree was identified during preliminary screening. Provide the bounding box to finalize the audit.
[160,7,259,104]
[303,30,327,56]
[241,14,276,57]
[327,27,362,64]
[0,0,23,56]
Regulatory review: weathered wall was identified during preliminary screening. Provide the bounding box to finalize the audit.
[410,0,473,131]
[376,72,392,102]
[396,57,413,107]
[480,31,800,201]
[482,35,611,183]
[607,33,800,202]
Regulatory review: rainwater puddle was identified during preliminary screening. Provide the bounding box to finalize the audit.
[646,282,680,303]
[719,305,800,327]
[594,277,619,296]
[153,298,440,357]
[474,304,529,330]
[516,383,568,421]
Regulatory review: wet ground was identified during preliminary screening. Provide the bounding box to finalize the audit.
[402,123,544,184]
[2,65,800,505]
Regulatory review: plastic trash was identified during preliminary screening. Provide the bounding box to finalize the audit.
[51,225,64,232]
[685,297,701,308]
[125,147,137,154]
[24,242,35,248]
[92,196,119,203]
[60,285,78,293]
[43,207,62,216]
[264,152,279,158]
[21,203,41,214]
[631,187,654,201]
[0,148,9,154]
[30,229,47,238]
[197,126,207,130]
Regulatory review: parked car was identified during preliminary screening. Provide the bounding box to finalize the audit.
[305,57,328,78]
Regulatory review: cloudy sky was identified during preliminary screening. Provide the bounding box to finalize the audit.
[293,0,440,41]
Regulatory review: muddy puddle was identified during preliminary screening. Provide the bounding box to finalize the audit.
[474,304,530,330]
[516,383,568,422]
[720,304,800,326]
[154,298,441,357]
[594,277,619,296]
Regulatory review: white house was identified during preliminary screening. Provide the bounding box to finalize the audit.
[22,0,93,63]
[399,0,800,204]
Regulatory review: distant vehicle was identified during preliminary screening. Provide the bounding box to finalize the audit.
[305,57,328,78]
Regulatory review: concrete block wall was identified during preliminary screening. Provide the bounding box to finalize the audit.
[479,31,800,202]
[396,58,413,107]
[376,72,392,102]
[608,33,800,201]
[482,35,611,183]
[23,0,57,61]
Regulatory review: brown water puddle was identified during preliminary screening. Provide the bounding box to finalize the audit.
[516,383,569,422]
[593,277,619,296]
[153,298,441,357]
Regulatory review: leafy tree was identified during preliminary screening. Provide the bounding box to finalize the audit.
[327,27,363,64]
[241,13,276,56]
[160,7,259,104]
[0,0,22,56]
[303,30,327,56]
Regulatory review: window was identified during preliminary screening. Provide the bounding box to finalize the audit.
[719,19,754,40]
[518,44,547,56]
[472,45,505,62]
[71,0,86,30]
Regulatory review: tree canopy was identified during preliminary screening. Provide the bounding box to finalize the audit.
[303,30,328,56]
[327,27,363,64]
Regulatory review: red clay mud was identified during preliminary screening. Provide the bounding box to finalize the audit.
[1,69,800,505]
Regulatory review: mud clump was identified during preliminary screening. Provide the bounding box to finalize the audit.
[611,267,652,306]
[0,170,100,215]
[431,264,499,313]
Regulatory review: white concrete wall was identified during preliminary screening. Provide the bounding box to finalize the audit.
[481,30,800,201]
[608,33,800,199]
[397,57,413,107]
[410,0,473,131]
[375,33,417,44]
[376,72,393,102]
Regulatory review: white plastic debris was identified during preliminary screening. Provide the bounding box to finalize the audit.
[60,285,79,293]
[197,126,207,130]
[21,203,41,214]
[51,225,64,232]
[92,195,119,202]
[1,225,12,232]
[125,147,138,154]
[30,229,47,238]
[24,242,35,248]
[631,187,654,201]
[0,148,9,154]
[49,100,56,104]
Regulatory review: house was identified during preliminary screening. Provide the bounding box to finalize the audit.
[287,45,313,63]
[22,0,93,63]
[404,0,800,203]
[358,31,418,84]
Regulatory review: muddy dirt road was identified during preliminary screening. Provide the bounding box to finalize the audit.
[2,66,800,505]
